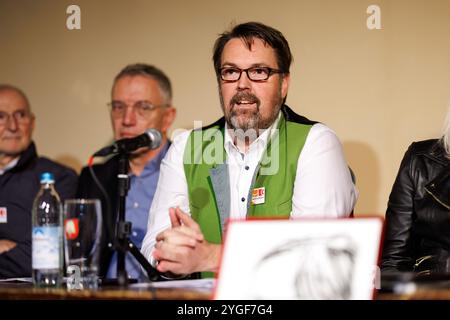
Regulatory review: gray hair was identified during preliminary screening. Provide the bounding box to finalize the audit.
[112,63,172,103]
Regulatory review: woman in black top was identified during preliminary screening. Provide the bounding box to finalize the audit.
[382,108,450,275]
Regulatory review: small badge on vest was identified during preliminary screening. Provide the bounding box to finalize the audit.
[251,187,265,205]
[0,207,7,223]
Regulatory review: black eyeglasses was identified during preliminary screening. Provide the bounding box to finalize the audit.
[219,66,283,82]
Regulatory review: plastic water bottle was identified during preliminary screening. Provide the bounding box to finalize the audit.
[32,172,63,288]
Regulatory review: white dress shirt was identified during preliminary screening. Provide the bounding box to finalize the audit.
[141,114,358,261]
[0,157,19,175]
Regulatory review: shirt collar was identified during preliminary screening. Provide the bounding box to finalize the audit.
[131,141,170,178]
[0,156,20,175]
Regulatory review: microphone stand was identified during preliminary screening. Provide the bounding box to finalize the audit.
[115,152,160,286]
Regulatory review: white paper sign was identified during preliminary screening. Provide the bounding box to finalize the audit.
[215,218,383,300]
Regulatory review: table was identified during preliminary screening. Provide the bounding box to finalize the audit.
[2,282,450,300]
[0,282,212,300]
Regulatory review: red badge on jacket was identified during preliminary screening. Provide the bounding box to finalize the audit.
[0,207,7,223]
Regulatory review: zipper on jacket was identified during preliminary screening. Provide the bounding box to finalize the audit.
[425,187,450,211]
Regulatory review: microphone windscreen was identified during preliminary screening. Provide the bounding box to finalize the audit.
[146,129,162,149]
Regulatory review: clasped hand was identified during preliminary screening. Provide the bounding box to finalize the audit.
[153,207,220,275]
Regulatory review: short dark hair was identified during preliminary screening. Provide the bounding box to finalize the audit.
[213,22,292,78]
[113,63,172,102]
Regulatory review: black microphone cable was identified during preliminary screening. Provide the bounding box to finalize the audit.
[87,155,114,249]
[87,154,161,284]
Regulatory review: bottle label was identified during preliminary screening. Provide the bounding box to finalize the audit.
[32,226,61,269]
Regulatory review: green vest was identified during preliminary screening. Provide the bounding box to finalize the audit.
[183,106,314,278]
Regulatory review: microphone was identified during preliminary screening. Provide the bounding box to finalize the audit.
[93,129,162,157]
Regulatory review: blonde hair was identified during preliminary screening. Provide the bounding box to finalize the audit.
[441,104,450,157]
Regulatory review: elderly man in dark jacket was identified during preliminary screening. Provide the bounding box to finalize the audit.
[0,84,77,279]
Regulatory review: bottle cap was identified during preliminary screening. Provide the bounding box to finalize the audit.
[40,172,55,183]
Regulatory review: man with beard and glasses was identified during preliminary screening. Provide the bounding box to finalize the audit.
[141,22,358,278]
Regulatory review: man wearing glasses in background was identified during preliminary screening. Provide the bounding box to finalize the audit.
[141,22,358,278]
[0,84,77,279]
[77,64,176,282]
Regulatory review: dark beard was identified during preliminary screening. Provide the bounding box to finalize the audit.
[220,92,282,132]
